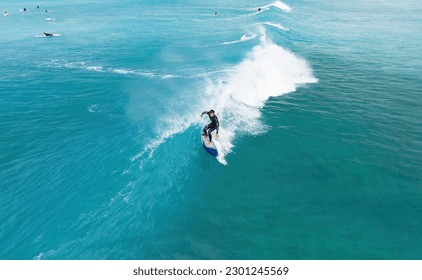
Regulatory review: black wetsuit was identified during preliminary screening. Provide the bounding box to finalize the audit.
[201,111,219,142]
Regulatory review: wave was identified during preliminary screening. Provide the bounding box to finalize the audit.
[161,74,180,79]
[222,34,257,45]
[41,60,179,79]
[111,68,154,77]
[85,65,104,72]
[133,27,317,165]
[262,22,289,31]
[250,1,292,14]
[73,63,154,77]
[203,29,316,164]
[262,1,292,13]
[250,22,288,31]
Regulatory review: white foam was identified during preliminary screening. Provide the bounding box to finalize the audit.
[88,104,99,113]
[161,74,180,79]
[255,1,292,13]
[86,66,104,72]
[212,131,234,165]
[203,29,316,163]
[269,1,292,12]
[46,60,157,77]
[222,34,257,45]
[135,72,155,78]
[262,22,289,31]
[112,68,135,75]
[111,68,154,77]
[273,1,292,12]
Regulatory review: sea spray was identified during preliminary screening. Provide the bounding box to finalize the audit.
[204,30,317,164]
[253,1,293,13]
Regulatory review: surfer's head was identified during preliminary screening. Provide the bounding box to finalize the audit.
[209,110,215,116]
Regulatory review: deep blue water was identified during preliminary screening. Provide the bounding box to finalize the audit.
[1,0,421,259]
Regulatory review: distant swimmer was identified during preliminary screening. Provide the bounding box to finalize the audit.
[24,8,27,12]
[214,11,217,15]
[240,33,247,41]
[37,6,40,9]
[201,110,220,145]
[258,8,262,12]
[43,32,54,37]
[4,11,8,17]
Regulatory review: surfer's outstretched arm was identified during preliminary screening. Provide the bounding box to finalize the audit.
[201,111,208,117]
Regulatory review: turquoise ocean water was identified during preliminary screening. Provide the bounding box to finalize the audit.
[1,0,421,259]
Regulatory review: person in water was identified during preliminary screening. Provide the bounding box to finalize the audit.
[201,110,219,145]
[43,32,53,36]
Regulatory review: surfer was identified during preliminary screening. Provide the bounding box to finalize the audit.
[201,110,219,145]
[258,8,261,12]
[4,11,8,17]
[43,32,53,36]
